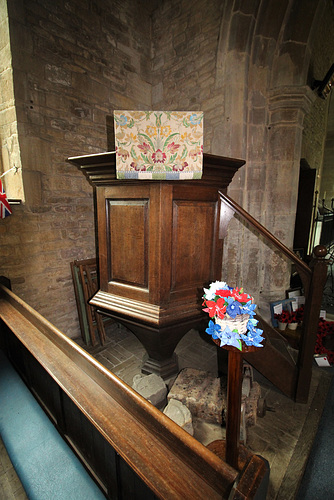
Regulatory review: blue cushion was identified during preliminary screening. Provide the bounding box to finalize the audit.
[0,351,106,499]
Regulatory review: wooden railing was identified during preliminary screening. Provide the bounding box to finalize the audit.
[219,192,328,403]
[0,281,268,499]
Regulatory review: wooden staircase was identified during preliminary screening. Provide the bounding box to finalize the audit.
[245,316,298,399]
[219,192,328,403]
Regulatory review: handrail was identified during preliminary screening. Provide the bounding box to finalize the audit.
[219,191,312,279]
[0,282,268,498]
[219,193,329,403]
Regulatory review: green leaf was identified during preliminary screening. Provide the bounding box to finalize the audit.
[180,145,188,160]
[163,132,180,149]
[141,153,150,163]
[155,112,162,127]
[131,146,137,159]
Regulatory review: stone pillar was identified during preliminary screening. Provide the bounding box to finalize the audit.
[261,85,316,295]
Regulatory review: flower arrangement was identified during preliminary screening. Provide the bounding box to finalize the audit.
[274,305,304,325]
[202,281,264,351]
[274,310,294,324]
[315,318,334,364]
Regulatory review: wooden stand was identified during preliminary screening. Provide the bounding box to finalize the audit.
[226,348,243,469]
[212,338,263,469]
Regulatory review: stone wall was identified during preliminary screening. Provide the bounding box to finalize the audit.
[151,0,334,310]
[321,96,334,207]
[301,0,334,202]
[0,0,153,337]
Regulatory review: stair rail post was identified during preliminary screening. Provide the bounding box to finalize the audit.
[295,245,328,403]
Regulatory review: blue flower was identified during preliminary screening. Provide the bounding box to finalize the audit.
[189,113,203,125]
[241,301,257,316]
[226,298,242,318]
[220,326,242,350]
[205,320,222,339]
[118,114,128,126]
[240,327,264,347]
[247,318,259,329]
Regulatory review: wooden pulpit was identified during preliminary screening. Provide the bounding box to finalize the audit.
[68,152,244,378]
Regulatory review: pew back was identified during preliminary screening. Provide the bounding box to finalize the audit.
[0,282,266,499]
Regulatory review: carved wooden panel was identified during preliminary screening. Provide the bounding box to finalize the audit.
[107,200,148,287]
[97,185,151,303]
[172,200,218,290]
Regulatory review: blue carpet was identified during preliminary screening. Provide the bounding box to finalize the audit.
[0,351,106,500]
[296,373,334,499]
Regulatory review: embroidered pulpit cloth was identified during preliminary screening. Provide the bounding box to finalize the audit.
[114,110,203,180]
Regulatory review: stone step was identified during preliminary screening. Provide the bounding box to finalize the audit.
[167,368,226,424]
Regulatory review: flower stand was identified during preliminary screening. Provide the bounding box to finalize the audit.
[202,281,265,470]
[211,339,263,469]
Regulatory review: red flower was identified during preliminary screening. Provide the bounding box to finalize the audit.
[167,142,180,154]
[233,289,250,303]
[274,310,291,323]
[138,142,151,154]
[216,287,250,303]
[152,149,166,163]
[202,298,227,319]
[315,319,334,364]
[130,161,146,172]
[173,161,188,172]
[216,289,231,298]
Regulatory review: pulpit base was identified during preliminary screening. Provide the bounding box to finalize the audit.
[94,299,206,380]
[141,353,179,379]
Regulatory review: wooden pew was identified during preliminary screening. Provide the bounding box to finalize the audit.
[0,282,268,499]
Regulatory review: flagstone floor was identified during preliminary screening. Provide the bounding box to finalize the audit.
[75,321,333,500]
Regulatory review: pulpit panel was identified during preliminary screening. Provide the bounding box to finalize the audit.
[107,200,148,287]
[171,201,218,290]
[96,185,151,303]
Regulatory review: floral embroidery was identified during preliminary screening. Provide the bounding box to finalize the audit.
[152,149,166,163]
[114,110,203,179]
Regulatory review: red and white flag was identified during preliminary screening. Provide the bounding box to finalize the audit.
[0,178,12,218]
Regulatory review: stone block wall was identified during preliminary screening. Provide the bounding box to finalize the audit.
[0,0,153,337]
[150,0,334,309]
[321,96,334,207]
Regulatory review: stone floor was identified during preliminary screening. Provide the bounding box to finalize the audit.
[76,321,333,500]
[1,321,333,499]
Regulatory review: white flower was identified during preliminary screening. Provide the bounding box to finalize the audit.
[204,281,228,300]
